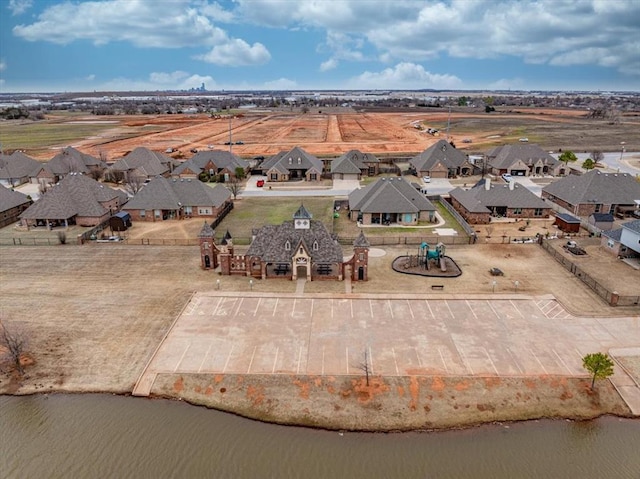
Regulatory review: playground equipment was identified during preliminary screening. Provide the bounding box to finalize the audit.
[419,242,447,272]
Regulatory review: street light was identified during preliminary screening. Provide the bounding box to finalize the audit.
[514,280,520,292]
[492,280,497,293]
[216,279,220,290]
[249,279,253,291]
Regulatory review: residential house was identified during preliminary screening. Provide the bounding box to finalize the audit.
[19,173,128,228]
[123,177,231,221]
[199,205,370,282]
[108,147,175,181]
[0,151,41,187]
[601,219,640,258]
[410,140,473,179]
[348,177,436,225]
[486,144,564,177]
[259,146,323,182]
[620,219,640,255]
[330,150,380,180]
[0,184,32,228]
[542,170,640,217]
[172,150,249,181]
[46,146,107,180]
[448,178,550,224]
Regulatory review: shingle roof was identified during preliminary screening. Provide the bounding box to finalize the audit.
[47,147,106,175]
[0,152,41,180]
[247,219,343,264]
[542,170,640,206]
[449,182,548,213]
[590,213,614,222]
[261,146,323,174]
[109,147,173,177]
[353,230,370,248]
[172,150,248,176]
[19,173,127,220]
[622,219,640,234]
[198,221,215,238]
[487,144,558,169]
[349,177,436,213]
[331,150,379,174]
[602,228,623,241]
[123,177,231,210]
[0,184,31,212]
[294,204,313,219]
[410,140,468,172]
[555,213,581,223]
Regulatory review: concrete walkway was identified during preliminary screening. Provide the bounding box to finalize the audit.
[609,347,640,415]
[295,278,306,295]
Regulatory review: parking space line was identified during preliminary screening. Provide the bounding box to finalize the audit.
[350,299,354,318]
[222,345,234,373]
[310,299,314,318]
[212,297,223,316]
[445,300,454,319]
[425,300,434,319]
[369,299,374,318]
[528,347,548,374]
[392,347,399,375]
[552,348,574,375]
[388,300,394,320]
[272,298,279,316]
[465,300,478,321]
[292,299,297,317]
[233,298,244,317]
[438,347,449,374]
[247,346,257,373]
[407,300,415,319]
[369,346,375,374]
[457,346,473,374]
[297,346,303,374]
[272,347,279,373]
[507,347,524,374]
[253,298,261,316]
[483,347,499,375]
[198,343,212,373]
[175,342,191,372]
[346,347,350,374]
[510,300,525,318]
[414,347,423,368]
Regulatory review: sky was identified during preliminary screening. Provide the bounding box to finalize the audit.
[0,0,638,93]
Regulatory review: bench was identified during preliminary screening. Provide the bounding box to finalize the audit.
[431,285,444,290]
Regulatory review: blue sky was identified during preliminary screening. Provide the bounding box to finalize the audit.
[0,0,638,93]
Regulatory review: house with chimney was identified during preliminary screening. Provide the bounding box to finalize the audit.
[259,147,323,182]
[330,150,380,181]
[486,144,564,177]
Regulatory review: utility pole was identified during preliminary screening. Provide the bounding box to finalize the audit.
[228,114,233,153]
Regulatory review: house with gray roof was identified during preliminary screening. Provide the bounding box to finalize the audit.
[123,176,231,221]
[199,205,370,282]
[486,144,563,177]
[0,151,41,187]
[172,150,248,180]
[348,177,436,225]
[330,150,379,181]
[259,146,323,182]
[542,170,640,217]
[46,146,107,179]
[108,147,175,180]
[410,140,473,179]
[19,173,127,229]
[601,219,640,259]
[449,178,550,224]
[0,184,32,228]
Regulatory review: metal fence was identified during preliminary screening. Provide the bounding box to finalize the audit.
[539,239,640,307]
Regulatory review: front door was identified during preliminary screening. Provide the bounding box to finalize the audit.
[204,255,210,268]
[358,267,364,280]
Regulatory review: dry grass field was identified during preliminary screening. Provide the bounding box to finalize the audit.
[3,107,638,161]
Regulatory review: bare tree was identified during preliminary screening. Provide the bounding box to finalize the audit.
[227,176,241,200]
[0,319,28,375]
[355,349,372,386]
[38,180,50,195]
[105,170,125,184]
[124,172,146,195]
[590,150,604,166]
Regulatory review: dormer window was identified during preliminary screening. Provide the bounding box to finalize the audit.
[313,240,319,251]
[289,157,292,164]
[297,157,301,164]
[285,240,291,251]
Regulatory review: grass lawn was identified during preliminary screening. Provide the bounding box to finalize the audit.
[217,197,335,244]
[0,121,119,151]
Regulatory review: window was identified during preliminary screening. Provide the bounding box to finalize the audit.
[271,173,278,181]
[309,173,317,181]
[184,206,192,214]
[140,210,146,218]
[154,209,161,218]
[359,253,364,261]
[312,240,319,251]
[285,241,291,251]
[534,208,544,217]
[198,207,211,215]
[513,208,522,215]
[594,204,601,213]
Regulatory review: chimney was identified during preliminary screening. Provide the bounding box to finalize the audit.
[509,180,515,191]
[485,178,491,191]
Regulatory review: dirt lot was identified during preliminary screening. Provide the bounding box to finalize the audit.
[10,107,640,161]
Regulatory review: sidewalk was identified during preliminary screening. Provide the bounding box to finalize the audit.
[609,347,640,416]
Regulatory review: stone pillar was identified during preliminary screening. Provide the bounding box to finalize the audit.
[610,291,619,307]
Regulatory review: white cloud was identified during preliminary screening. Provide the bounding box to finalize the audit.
[0,60,6,72]
[196,39,271,66]
[348,62,462,89]
[12,0,270,66]
[8,0,33,16]
[320,58,338,72]
[85,74,96,81]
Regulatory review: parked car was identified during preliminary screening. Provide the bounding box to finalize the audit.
[422,175,431,183]
[501,173,512,182]
[256,179,265,187]
[235,141,244,145]
[519,138,529,142]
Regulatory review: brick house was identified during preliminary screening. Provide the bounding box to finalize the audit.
[199,205,370,282]
[259,147,323,182]
[0,151,41,187]
[19,173,127,228]
[449,178,550,224]
[348,177,436,225]
[410,140,473,179]
[45,146,107,180]
[0,184,32,228]
[330,150,380,180]
[107,147,175,181]
[542,170,640,217]
[123,176,231,221]
[486,144,564,177]
[172,150,249,181]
